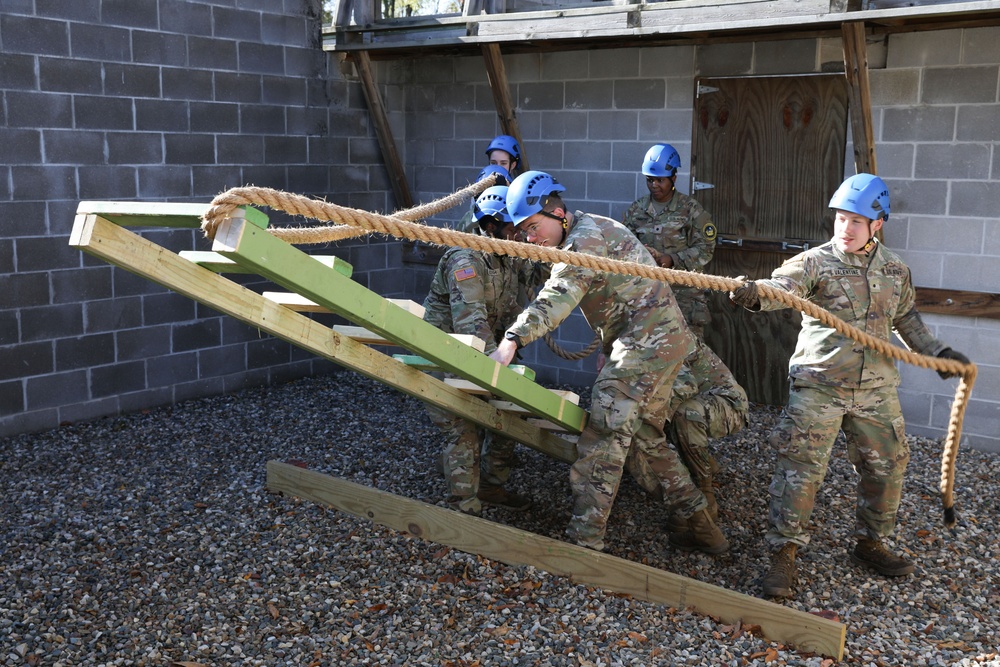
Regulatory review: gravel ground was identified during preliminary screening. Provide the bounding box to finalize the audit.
[2,371,999,666]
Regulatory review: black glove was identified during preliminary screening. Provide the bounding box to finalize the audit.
[729,276,760,310]
[936,348,970,380]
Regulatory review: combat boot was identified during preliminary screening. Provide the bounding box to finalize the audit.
[762,542,798,598]
[477,484,532,511]
[668,509,729,554]
[698,476,719,522]
[851,537,915,576]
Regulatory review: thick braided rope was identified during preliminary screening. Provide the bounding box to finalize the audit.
[543,331,602,360]
[201,185,976,525]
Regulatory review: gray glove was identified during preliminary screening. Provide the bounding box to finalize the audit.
[729,276,760,310]
[936,348,970,380]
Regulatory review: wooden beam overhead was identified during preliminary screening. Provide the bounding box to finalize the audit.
[481,43,529,171]
[841,21,877,175]
[352,50,414,209]
[266,461,847,660]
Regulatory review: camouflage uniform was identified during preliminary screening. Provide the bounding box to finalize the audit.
[625,336,748,497]
[423,247,523,514]
[622,191,717,336]
[751,240,947,547]
[505,211,699,549]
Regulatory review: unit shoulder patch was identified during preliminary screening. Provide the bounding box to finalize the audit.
[702,222,717,241]
[453,265,477,282]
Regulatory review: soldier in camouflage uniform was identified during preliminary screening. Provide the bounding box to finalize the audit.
[622,144,717,337]
[490,171,728,555]
[625,336,748,528]
[730,173,970,598]
[423,186,532,516]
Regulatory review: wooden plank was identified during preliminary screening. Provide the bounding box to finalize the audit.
[841,22,878,175]
[481,43,529,171]
[68,213,577,464]
[263,292,425,317]
[444,377,492,396]
[352,51,414,209]
[76,200,212,228]
[395,354,533,377]
[335,326,487,351]
[181,251,354,277]
[266,461,846,660]
[212,217,587,432]
[916,286,1000,319]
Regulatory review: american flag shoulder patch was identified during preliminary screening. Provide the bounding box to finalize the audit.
[454,265,477,281]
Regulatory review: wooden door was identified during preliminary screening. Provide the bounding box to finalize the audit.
[693,75,848,405]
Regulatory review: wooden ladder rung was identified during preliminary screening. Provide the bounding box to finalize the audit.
[182,252,353,277]
[265,292,424,317]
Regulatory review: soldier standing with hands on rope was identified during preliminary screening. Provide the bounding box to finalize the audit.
[491,170,728,555]
[729,173,971,598]
[622,143,718,337]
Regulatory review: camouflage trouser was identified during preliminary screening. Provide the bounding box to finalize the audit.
[567,365,706,549]
[626,393,745,495]
[425,403,515,514]
[765,381,909,548]
[673,286,711,339]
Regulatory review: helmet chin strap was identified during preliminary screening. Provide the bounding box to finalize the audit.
[540,209,569,244]
[861,220,878,256]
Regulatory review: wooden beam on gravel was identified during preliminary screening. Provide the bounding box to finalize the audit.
[266,461,846,660]
[68,211,577,464]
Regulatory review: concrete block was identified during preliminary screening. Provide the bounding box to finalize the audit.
[108,132,165,165]
[887,29,962,68]
[542,50,589,81]
[0,201,47,238]
[56,332,116,371]
[0,53,37,90]
[454,112,497,140]
[247,337,293,369]
[406,111,454,140]
[136,99,191,131]
[565,81,613,110]
[0,340,54,381]
[637,109,693,143]
[586,170,635,202]
[114,268,166,298]
[6,91,73,129]
[264,75,308,106]
[564,141,612,171]
[896,386,932,427]
[894,249,941,286]
[754,39,818,75]
[90,360,146,398]
[189,35,238,70]
[146,351,198,386]
[172,318,222,354]
[696,42,753,77]
[284,165,330,196]
[199,343,248,378]
[188,102,242,134]
[962,26,1000,65]
[105,62,162,98]
[639,45,696,78]
[906,215,982,255]
[69,22,132,61]
[132,30,189,67]
[20,304,84,343]
[873,142,914,179]
[868,68,919,107]
[915,143,990,180]
[942,252,1000,292]
[666,77,695,109]
[922,66,998,104]
[956,105,1000,142]
[85,296,143,333]
[527,141,565,171]
[193,166,246,196]
[0,381,24,417]
[950,181,1000,219]
[327,109,368,138]
[79,166,138,200]
[240,165,291,190]
[504,53,542,83]
[587,110,638,141]
[0,240,12,275]
[881,106,956,142]
[540,111,587,140]
[241,105,287,134]
[101,0,158,27]
[162,67,214,100]
[454,55,487,84]
[517,82,566,111]
[590,48,640,79]
[17,235,82,272]
[264,135,308,163]
[73,94,133,130]
[432,84,476,112]
[51,266,113,304]
[238,42,286,75]
[610,141,649,173]
[38,56,102,94]
[984,219,1000,257]
[213,6,262,40]
[2,129,42,164]
[412,57,456,85]
[284,46,321,79]
[1,14,69,56]
[141,292,195,327]
[36,0,100,21]
[613,79,666,110]
[11,165,76,201]
[885,178,948,217]
[27,370,90,409]
[433,139,476,167]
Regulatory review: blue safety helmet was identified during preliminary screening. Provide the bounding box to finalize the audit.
[476,164,511,186]
[641,143,682,178]
[472,186,512,225]
[485,134,521,162]
[506,171,566,226]
[829,173,890,221]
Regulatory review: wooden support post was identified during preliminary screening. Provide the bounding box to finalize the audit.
[353,50,414,209]
[267,461,846,660]
[841,21,877,175]
[481,43,528,171]
[68,212,577,463]
[211,216,587,432]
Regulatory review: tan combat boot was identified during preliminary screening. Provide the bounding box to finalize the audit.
[698,476,719,522]
[762,542,798,598]
[851,537,915,576]
[477,484,532,511]
[668,509,729,554]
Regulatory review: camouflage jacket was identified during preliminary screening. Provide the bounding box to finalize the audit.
[506,211,695,378]
[422,247,521,354]
[621,191,717,271]
[669,337,749,416]
[755,239,947,389]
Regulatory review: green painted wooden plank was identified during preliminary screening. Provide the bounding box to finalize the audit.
[213,218,587,433]
[76,201,269,230]
[393,354,537,381]
[179,250,354,277]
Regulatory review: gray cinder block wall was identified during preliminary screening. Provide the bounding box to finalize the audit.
[388,28,1000,452]
[0,0,392,438]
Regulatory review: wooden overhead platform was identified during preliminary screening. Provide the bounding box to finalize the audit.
[267,460,846,660]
